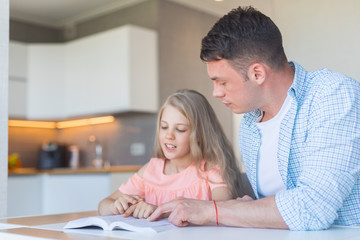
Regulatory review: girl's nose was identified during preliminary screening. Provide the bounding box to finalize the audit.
[165,129,175,139]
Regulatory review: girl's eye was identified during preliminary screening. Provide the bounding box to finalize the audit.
[161,126,168,130]
[177,129,186,133]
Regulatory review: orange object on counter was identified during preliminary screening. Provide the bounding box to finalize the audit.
[8,153,22,170]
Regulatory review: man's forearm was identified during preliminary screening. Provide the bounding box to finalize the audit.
[217,196,288,229]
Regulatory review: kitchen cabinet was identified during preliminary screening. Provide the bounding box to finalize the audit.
[8,80,27,118]
[9,42,66,119]
[9,41,27,79]
[27,44,66,119]
[9,24,158,120]
[64,25,158,117]
[41,174,109,215]
[7,170,136,217]
[7,175,42,217]
[8,42,28,118]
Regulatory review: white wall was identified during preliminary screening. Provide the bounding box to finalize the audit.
[0,0,9,217]
[274,0,360,81]
[232,0,360,169]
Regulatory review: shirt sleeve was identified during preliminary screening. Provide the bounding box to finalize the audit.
[206,165,228,190]
[275,75,360,230]
[118,173,145,198]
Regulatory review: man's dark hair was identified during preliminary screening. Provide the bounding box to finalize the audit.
[200,6,287,74]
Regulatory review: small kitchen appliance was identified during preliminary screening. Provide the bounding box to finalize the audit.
[38,142,68,169]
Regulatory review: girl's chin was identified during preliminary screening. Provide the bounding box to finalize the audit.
[163,152,175,158]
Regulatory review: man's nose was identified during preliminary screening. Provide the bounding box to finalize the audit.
[212,82,224,98]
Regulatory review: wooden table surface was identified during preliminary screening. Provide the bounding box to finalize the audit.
[1,211,360,240]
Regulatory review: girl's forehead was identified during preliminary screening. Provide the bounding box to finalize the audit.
[161,105,189,123]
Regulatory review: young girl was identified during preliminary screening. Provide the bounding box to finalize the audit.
[98,89,244,218]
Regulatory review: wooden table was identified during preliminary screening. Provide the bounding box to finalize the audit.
[1,211,360,240]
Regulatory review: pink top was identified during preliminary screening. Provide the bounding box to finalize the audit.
[119,158,227,206]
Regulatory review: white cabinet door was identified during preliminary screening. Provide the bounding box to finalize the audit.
[9,41,27,79]
[9,42,28,118]
[65,25,158,117]
[41,174,109,215]
[27,44,66,119]
[9,41,66,119]
[127,26,158,112]
[8,175,42,217]
[8,80,27,118]
[65,26,132,116]
[8,172,135,217]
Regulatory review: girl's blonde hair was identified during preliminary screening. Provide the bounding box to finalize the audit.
[154,89,245,198]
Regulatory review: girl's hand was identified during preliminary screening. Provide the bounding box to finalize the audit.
[236,195,253,201]
[123,201,157,219]
[111,193,143,215]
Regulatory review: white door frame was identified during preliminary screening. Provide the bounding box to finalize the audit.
[0,0,9,217]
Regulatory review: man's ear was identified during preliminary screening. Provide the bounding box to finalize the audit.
[247,63,266,86]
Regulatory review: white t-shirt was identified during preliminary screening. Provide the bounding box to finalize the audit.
[255,94,292,198]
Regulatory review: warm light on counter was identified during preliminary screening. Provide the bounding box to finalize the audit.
[8,120,56,129]
[56,116,115,129]
[8,116,115,129]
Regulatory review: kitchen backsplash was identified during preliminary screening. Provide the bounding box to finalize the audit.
[8,113,157,168]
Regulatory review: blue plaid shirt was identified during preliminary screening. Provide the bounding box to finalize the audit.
[239,62,360,230]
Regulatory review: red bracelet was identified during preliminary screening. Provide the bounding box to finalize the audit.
[213,200,219,226]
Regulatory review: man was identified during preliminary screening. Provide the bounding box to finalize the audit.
[149,6,360,230]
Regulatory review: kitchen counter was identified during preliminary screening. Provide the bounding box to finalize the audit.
[8,165,141,176]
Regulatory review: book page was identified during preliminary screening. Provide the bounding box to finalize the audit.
[106,215,176,232]
[64,215,177,233]
[64,216,108,230]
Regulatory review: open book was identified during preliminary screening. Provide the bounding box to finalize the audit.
[63,215,176,233]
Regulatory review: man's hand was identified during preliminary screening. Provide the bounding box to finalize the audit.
[148,198,213,227]
[123,201,157,219]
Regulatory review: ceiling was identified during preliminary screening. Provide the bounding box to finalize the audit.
[9,0,253,28]
[10,0,147,28]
